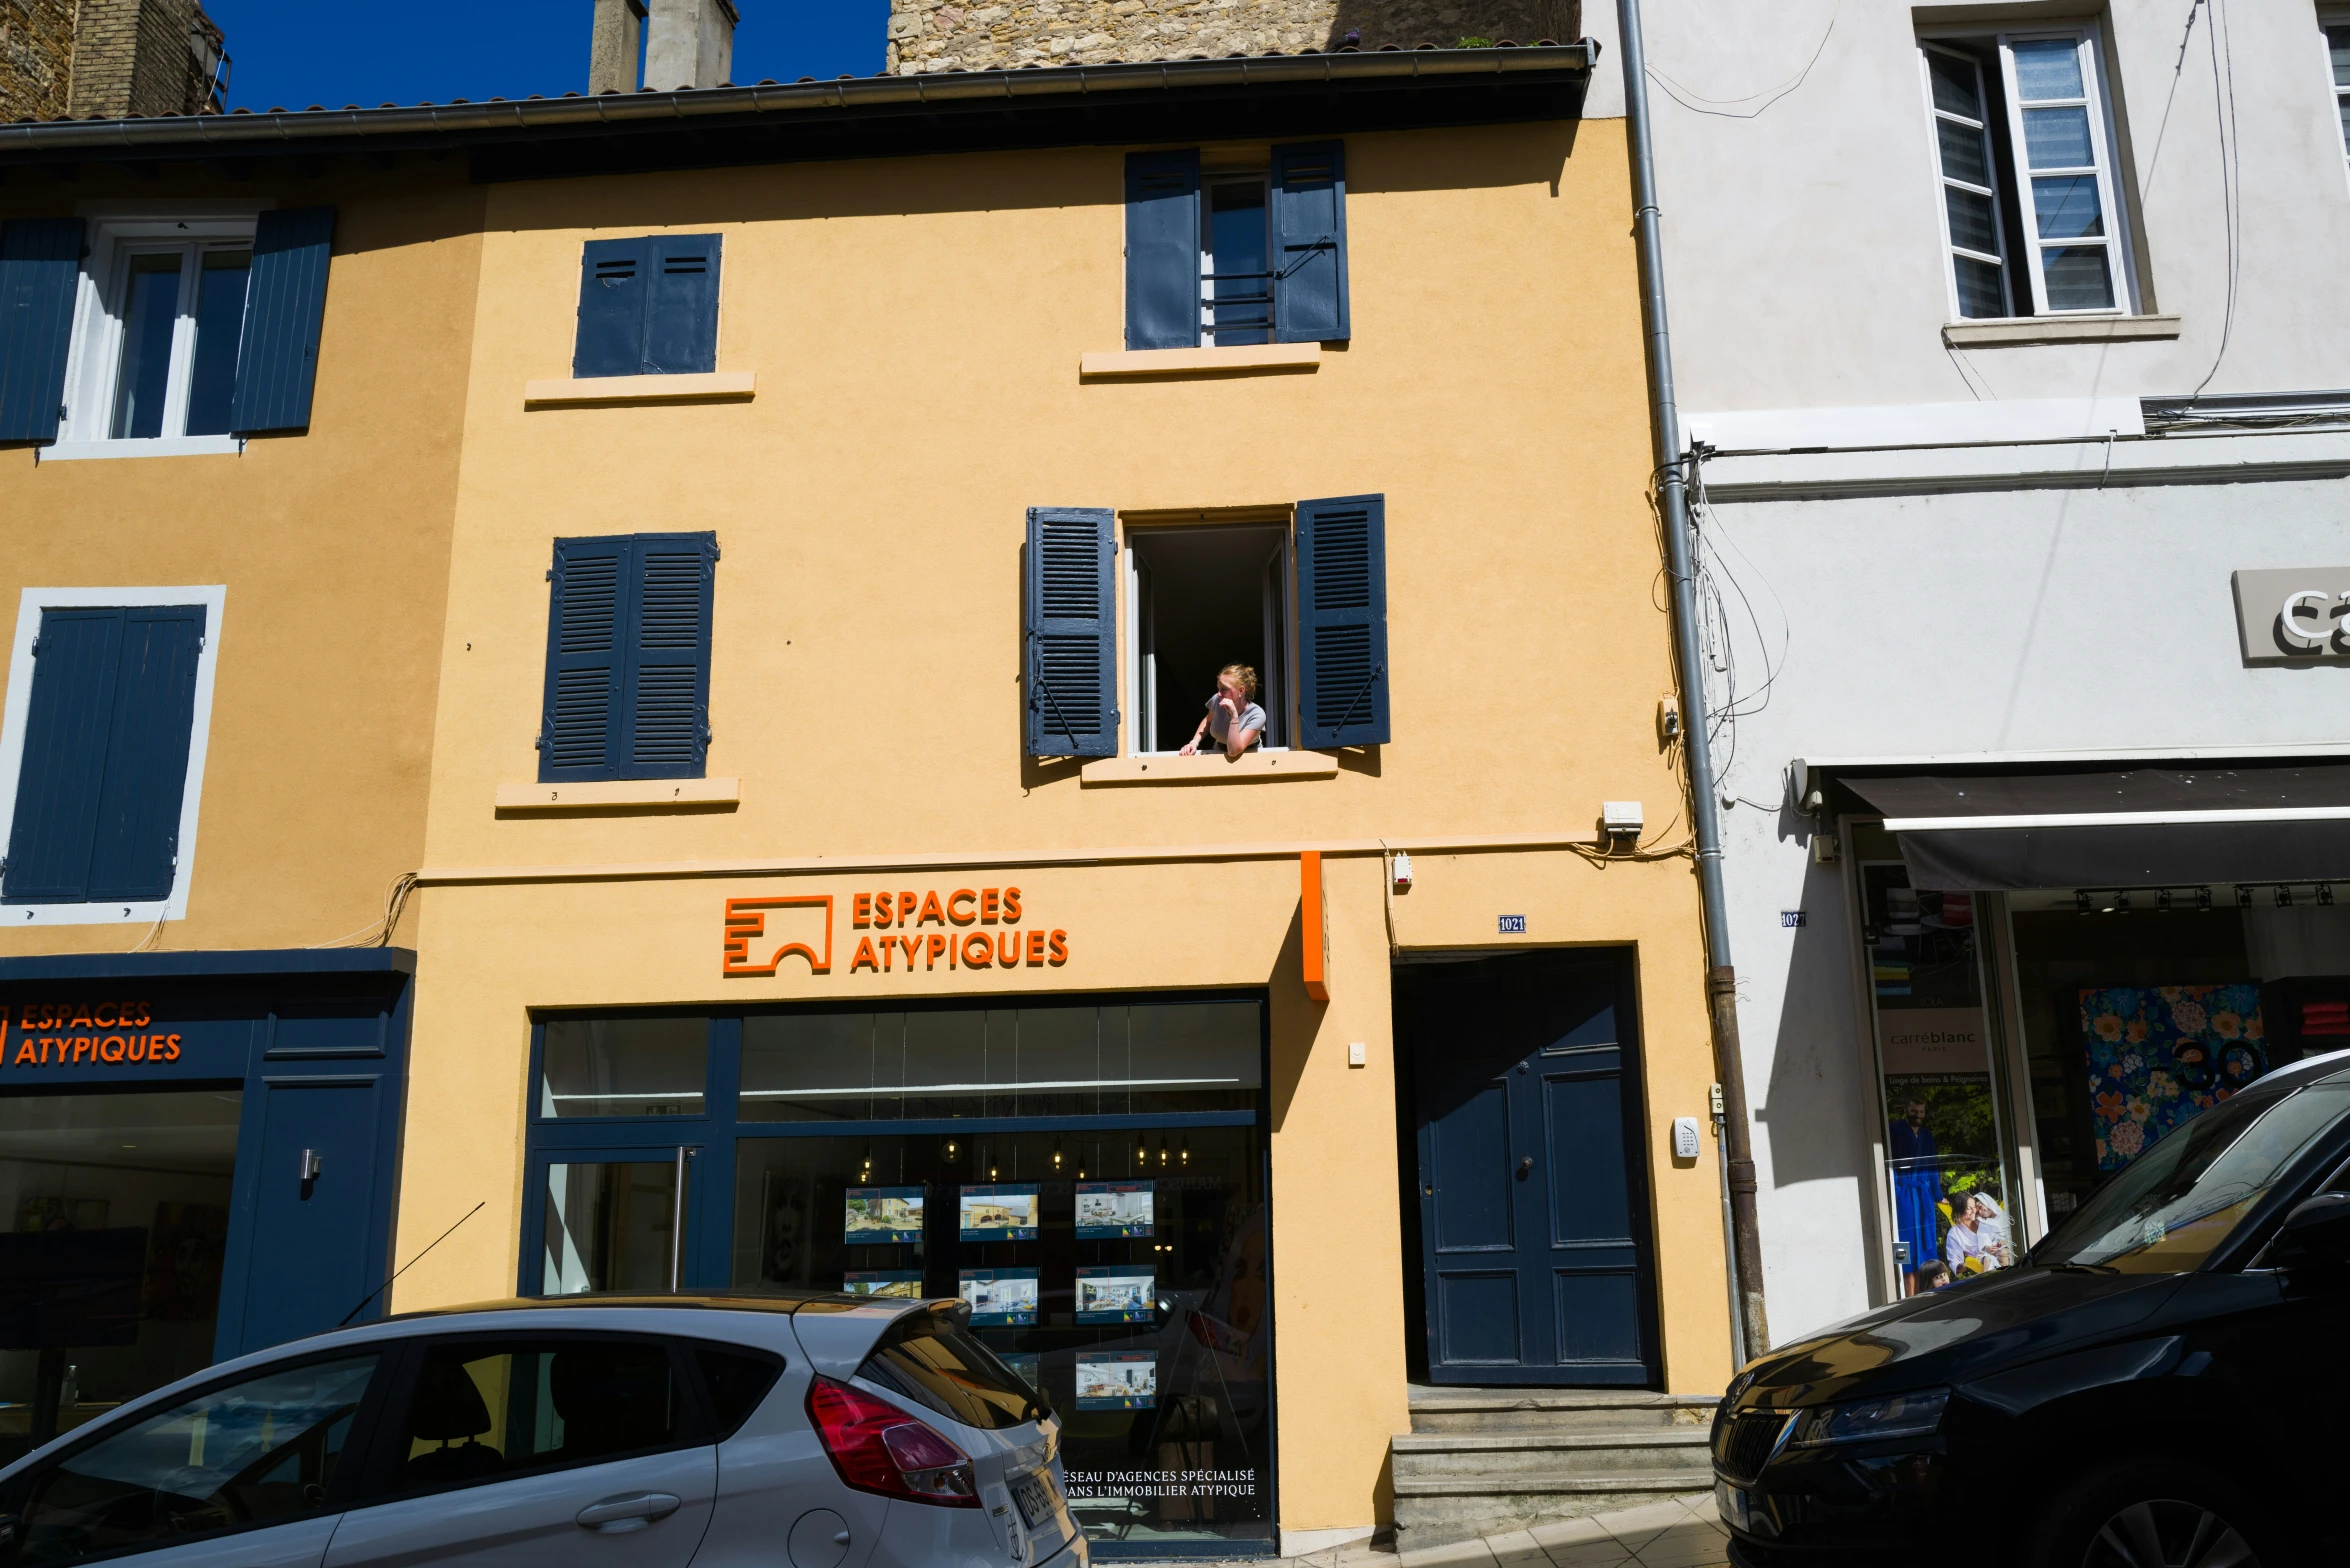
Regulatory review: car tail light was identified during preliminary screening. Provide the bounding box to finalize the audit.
[808,1375,979,1507]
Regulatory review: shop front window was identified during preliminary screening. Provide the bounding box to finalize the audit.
[523,996,1273,1557]
[1859,858,2019,1295]
[0,1088,242,1464]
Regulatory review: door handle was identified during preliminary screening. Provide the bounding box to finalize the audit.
[576,1492,682,1532]
[1517,1157,1534,1178]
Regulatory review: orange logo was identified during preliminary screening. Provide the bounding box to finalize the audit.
[721,887,1069,978]
[721,896,834,977]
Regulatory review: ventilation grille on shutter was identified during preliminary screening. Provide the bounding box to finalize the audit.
[1311,626,1373,728]
[594,257,638,285]
[631,665,701,766]
[1034,638,1105,735]
[1038,521,1099,618]
[558,557,619,652]
[637,552,704,647]
[1311,509,1372,608]
[661,252,709,275]
[547,668,612,769]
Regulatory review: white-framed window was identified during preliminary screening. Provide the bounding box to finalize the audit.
[54,204,268,458]
[1918,28,2137,319]
[1122,521,1293,754]
[0,585,226,925]
[2323,16,2350,165]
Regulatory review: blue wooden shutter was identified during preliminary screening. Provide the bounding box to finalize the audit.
[229,206,336,434]
[1272,141,1348,343]
[574,238,650,378]
[3,604,203,904]
[1024,507,1117,758]
[643,234,720,374]
[0,217,85,443]
[539,536,628,781]
[1125,151,1200,351]
[86,606,205,901]
[620,532,716,777]
[1295,493,1389,748]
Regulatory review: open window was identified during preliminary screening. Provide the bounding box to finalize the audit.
[1125,523,1290,753]
[1917,28,2139,318]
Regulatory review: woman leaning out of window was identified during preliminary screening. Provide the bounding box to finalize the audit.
[1180,664,1266,759]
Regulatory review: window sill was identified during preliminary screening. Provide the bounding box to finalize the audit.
[1943,315,2181,347]
[496,777,741,812]
[522,371,757,407]
[1079,752,1337,786]
[1079,343,1321,379]
[38,436,243,462]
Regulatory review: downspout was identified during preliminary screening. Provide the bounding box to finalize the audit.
[1616,0,1770,1364]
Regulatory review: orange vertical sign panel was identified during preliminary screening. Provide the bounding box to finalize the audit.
[1301,851,1330,1002]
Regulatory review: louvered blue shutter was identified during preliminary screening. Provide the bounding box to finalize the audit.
[229,206,335,434]
[1272,141,1348,343]
[575,238,650,378]
[644,234,720,375]
[86,606,204,901]
[1024,507,1117,758]
[619,532,716,777]
[1295,493,1389,748]
[4,610,124,902]
[3,604,203,904]
[0,217,85,443]
[1125,150,1200,351]
[539,536,627,781]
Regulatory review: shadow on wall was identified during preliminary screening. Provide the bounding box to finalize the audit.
[1753,821,1872,1191]
[1324,0,1581,49]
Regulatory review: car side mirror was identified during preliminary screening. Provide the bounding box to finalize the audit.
[2259,1192,2350,1282]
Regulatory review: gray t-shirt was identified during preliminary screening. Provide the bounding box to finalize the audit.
[1206,696,1268,747]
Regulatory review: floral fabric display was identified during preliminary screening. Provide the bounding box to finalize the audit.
[2079,984,2266,1172]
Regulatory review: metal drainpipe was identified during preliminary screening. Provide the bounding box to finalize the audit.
[1616,0,1770,1366]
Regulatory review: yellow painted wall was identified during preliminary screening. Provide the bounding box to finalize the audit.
[393,113,1729,1536]
[0,171,484,954]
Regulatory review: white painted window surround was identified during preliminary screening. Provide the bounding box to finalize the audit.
[53,200,273,461]
[2324,16,2350,170]
[0,585,227,925]
[1917,28,2138,320]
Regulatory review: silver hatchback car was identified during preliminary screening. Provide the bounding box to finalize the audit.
[0,1292,1087,1568]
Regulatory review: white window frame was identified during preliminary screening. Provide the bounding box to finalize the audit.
[1995,27,2135,316]
[1121,522,1296,757]
[1920,43,2015,320]
[0,584,228,925]
[2320,13,2350,179]
[49,201,272,461]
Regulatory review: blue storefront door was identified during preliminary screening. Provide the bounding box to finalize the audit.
[235,1076,389,1353]
[1407,950,1660,1386]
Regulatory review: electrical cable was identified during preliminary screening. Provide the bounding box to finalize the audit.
[1645,0,1841,120]
[309,869,420,949]
[2191,0,2241,397]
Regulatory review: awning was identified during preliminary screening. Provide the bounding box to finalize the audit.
[1837,763,2350,890]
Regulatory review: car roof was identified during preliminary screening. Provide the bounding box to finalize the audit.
[379,1289,880,1323]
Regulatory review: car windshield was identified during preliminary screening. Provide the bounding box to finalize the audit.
[2032,1082,2350,1273]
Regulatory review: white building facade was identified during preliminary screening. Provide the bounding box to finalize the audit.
[1634,0,2350,1343]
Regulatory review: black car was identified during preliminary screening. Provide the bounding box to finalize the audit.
[1712,1049,2350,1568]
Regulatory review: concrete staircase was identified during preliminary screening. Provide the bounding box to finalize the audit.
[1389,1385,1719,1551]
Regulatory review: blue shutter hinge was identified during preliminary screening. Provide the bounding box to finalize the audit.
[546,569,555,581]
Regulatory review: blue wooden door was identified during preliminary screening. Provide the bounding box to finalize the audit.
[235,1076,385,1355]
[1407,951,1659,1386]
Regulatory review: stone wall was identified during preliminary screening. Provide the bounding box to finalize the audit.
[0,0,75,121]
[886,0,1580,75]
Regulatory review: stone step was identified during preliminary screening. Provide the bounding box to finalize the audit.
[1405,1387,1718,1435]
[1390,1473,1716,1552]
[1391,1428,1713,1480]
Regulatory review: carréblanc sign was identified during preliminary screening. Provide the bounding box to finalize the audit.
[2234,566,2350,663]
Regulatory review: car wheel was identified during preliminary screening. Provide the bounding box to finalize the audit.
[2031,1463,2266,1568]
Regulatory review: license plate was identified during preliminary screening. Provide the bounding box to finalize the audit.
[1715,1479,1750,1532]
[1012,1469,1057,1531]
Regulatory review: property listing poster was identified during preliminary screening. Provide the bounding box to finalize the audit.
[1073,1180,1153,1238]
[843,1270,924,1299]
[1075,1266,1155,1323]
[959,1267,1040,1325]
[844,1187,925,1244]
[1076,1350,1156,1410]
[959,1184,1041,1241]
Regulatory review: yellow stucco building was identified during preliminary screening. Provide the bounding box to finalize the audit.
[0,44,1729,1551]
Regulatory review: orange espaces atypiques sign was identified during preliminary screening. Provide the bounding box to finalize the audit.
[721,885,1069,979]
[1,1001,184,1069]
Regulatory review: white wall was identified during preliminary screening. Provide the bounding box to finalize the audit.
[1635,0,2350,413]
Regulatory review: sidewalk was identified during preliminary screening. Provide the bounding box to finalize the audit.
[1249,1495,1728,1568]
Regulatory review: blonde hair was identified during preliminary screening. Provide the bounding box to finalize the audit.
[1218,663,1260,699]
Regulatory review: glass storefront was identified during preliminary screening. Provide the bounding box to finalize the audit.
[1853,821,2350,1298]
[523,995,1274,1557]
[0,1088,241,1463]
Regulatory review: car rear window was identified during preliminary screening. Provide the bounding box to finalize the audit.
[857,1309,1040,1431]
[695,1347,783,1439]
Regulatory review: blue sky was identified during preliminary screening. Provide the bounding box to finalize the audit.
[203,1,888,111]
